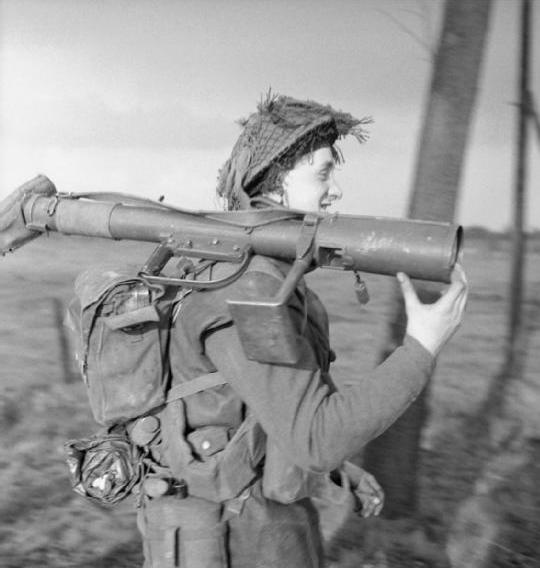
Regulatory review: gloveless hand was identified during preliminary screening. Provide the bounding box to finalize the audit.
[398,263,468,357]
[342,461,385,518]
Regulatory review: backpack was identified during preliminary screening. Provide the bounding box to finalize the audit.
[65,266,184,426]
[64,265,265,506]
[64,262,334,509]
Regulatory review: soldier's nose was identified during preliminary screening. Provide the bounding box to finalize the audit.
[327,178,342,201]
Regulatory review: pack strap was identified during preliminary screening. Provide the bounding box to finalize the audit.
[166,373,228,403]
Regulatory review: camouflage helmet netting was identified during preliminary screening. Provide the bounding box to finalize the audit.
[217,92,371,210]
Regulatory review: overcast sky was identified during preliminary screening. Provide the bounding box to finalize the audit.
[0,0,538,230]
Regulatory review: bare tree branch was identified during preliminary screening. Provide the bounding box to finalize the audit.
[375,5,435,59]
[526,91,540,146]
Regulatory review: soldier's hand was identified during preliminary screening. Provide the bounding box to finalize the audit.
[397,263,468,357]
[343,462,384,518]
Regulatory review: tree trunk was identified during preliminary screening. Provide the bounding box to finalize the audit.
[363,0,492,519]
[506,0,531,378]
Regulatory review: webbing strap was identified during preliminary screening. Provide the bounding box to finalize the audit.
[296,213,320,260]
[166,373,228,403]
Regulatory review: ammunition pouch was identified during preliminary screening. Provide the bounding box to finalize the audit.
[138,496,228,568]
[142,397,266,503]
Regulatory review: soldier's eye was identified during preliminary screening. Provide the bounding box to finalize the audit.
[318,168,331,180]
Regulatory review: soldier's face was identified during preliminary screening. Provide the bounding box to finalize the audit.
[282,146,342,212]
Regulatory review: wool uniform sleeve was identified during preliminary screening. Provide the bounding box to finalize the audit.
[205,327,434,473]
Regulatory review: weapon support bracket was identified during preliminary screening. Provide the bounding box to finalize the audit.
[227,214,320,364]
[138,237,253,290]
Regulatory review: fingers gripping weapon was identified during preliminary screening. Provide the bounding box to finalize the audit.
[1,175,462,363]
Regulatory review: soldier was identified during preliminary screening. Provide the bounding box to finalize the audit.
[135,94,468,567]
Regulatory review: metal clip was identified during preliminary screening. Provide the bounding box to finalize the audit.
[354,271,370,305]
[46,195,60,216]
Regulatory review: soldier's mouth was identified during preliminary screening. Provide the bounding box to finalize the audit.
[319,197,333,211]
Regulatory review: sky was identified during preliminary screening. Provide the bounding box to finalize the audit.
[0,0,538,230]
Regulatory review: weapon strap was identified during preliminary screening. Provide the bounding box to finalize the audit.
[166,373,228,403]
[296,213,320,260]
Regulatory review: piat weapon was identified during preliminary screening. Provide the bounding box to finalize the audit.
[0,175,463,363]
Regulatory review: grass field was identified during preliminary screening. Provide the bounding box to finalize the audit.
[1,232,539,567]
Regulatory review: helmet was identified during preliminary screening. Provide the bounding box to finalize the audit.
[217,92,371,210]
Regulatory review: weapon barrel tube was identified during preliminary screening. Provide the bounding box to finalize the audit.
[249,216,461,282]
[317,215,462,282]
[23,195,461,282]
[24,196,247,242]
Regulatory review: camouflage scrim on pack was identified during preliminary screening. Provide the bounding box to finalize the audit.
[64,431,142,505]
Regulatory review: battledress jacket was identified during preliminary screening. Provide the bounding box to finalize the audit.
[165,255,434,567]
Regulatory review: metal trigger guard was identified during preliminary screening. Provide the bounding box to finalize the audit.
[138,240,252,290]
